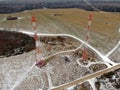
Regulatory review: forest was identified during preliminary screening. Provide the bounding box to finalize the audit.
[0,1,120,13]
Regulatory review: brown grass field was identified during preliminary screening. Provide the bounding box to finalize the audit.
[0,8,120,53]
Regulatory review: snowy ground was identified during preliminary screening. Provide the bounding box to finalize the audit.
[0,30,120,90]
[110,46,120,63]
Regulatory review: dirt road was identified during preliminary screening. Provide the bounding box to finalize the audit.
[52,64,120,90]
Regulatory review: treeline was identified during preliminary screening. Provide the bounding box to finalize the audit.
[0,1,120,13]
[0,30,35,57]
[90,1,120,12]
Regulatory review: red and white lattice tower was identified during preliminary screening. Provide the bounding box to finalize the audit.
[82,14,93,61]
[32,16,45,68]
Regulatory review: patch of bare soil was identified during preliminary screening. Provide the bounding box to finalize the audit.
[39,36,80,57]
[89,64,107,72]
[75,81,92,90]
[95,68,120,90]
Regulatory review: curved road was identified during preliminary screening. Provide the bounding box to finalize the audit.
[20,30,116,65]
[106,40,120,57]
[43,44,83,60]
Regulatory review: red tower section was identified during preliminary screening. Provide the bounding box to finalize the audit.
[32,16,45,68]
[82,14,93,61]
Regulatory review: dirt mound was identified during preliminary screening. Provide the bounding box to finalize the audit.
[0,30,35,57]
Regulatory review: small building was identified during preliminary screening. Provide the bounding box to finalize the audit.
[7,16,18,20]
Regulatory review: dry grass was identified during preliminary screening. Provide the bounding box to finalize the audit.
[0,8,120,53]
